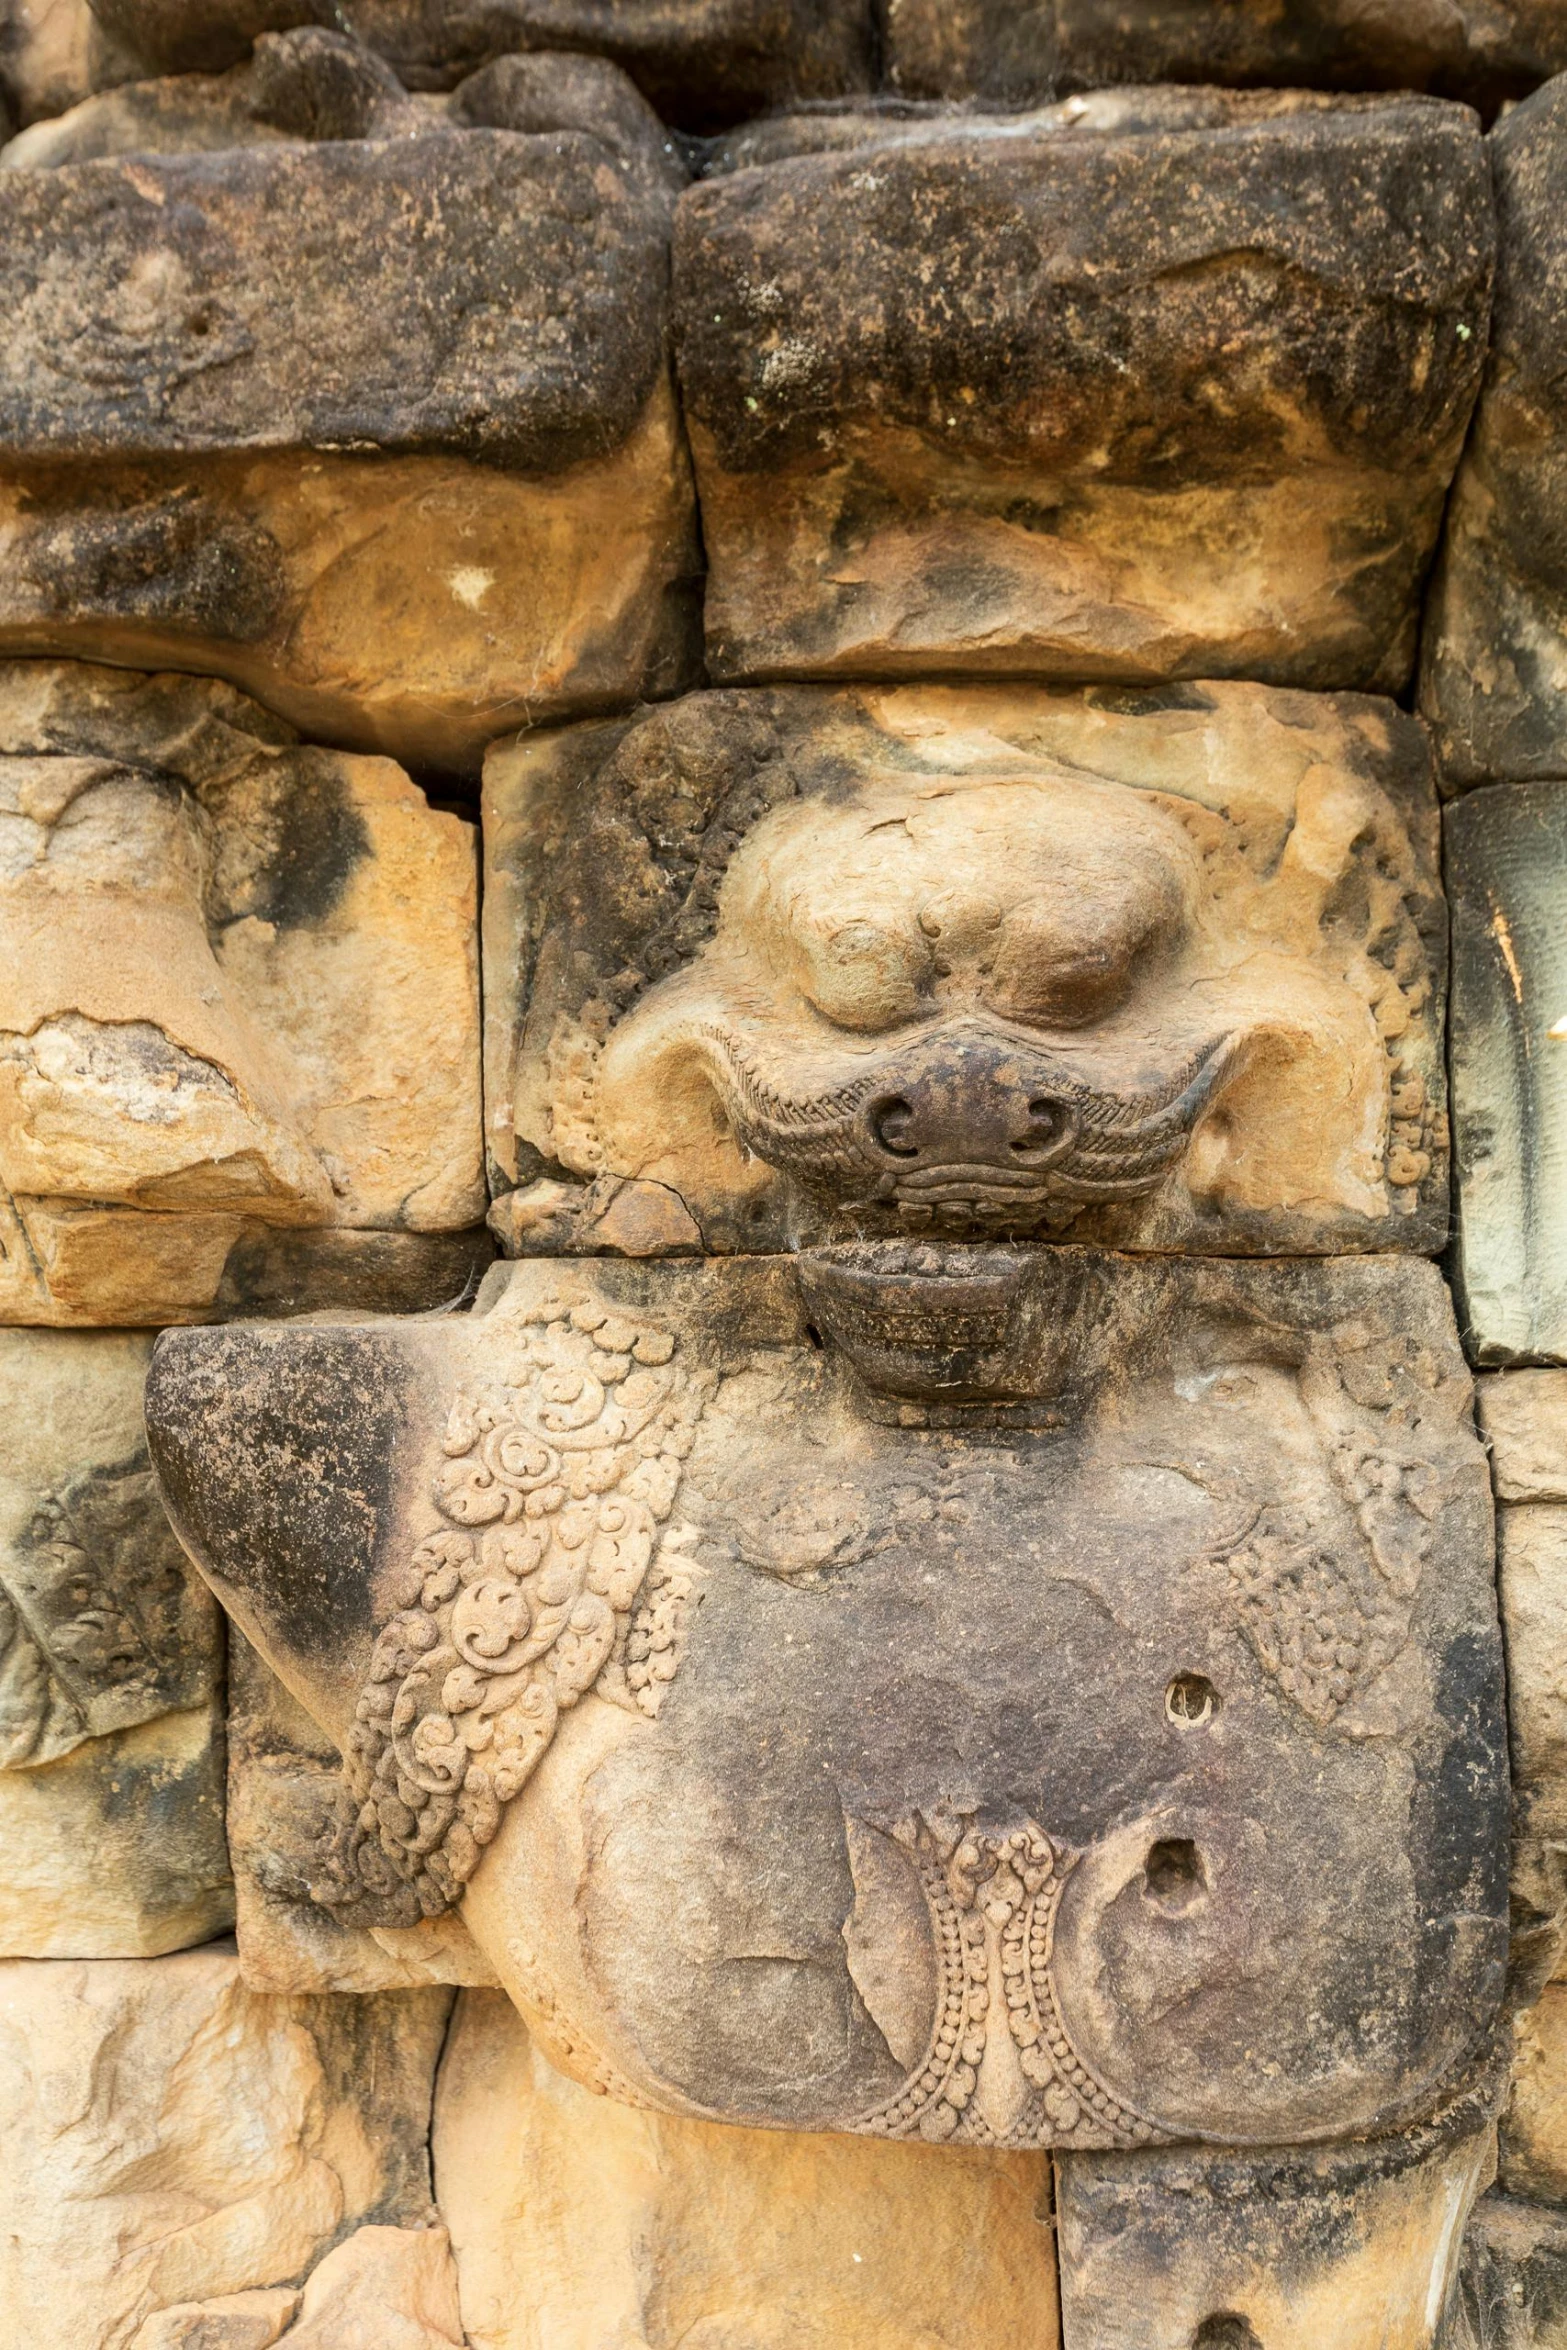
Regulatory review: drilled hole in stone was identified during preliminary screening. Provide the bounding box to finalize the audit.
[1166,1672,1218,1727]
[803,1323,824,1351]
[1143,1838,1206,1911]
[1192,2316,1263,2350]
[870,1095,919,1157]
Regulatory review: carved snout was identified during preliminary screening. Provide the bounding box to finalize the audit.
[860,1030,1082,1189]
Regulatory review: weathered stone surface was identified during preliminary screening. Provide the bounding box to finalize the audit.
[1503,1985,1567,2205]
[434,1989,1059,2350]
[1447,782,1567,1363]
[1478,1373,1567,1502]
[229,1630,497,1992]
[882,1,1567,114]
[1056,2098,1496,2350]
[0,109,696,770]
[0,1325,230,1955]
[674,95,1492,692]
[1424,78,1567,790]
[0,1948,450,2349]
[485,683,1448,1257]
[85,0,324,78]
[132,2287,301,2350]
[2,0,94,124]
[1446,2193,1567,2350]
[270,2224,465,2348]
[0,659,485,1323]
[147,1247,1507,2145]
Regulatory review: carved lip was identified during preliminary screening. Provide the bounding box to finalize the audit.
[796,1242,1034,1401]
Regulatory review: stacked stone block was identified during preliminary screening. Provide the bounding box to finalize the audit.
[1,4,1566,2346]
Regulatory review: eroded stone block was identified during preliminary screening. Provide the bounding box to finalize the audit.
[0,90,696,771]
[433,1989,1059,2350]
[1447,782,1567,1363]
[0,659,486,1324]
[1424,78,1567,790]
[674,94,1492,691]
[1446,2194,1567,2350]
[484,683,1448,1256]
[0,1325,230,1955]
[0,1948,450,2348]
[146,1246,1507,2146]
[882,1,1567,114]
[1503,1986,1567,2204]
[1055,2101,1495,2350]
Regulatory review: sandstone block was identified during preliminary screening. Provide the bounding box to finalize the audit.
[0,659,485,1324]
[1478,1374,1567,1501]
[269,2224,465,2349]
[1424,78,1567,790]
[147,1246,1506,2146]
[882,2,1567,114]
[0,1325,230,1955]
[1055,2102,1495,2350]
[1503,1986,1567,2204]
[485,683,1448,1256]
[0,101,696,771]
[1447,782,1567,1362]
[0,1948,451,2350]
[1447,2194,1567,2350]
[434,1989,1059,2350]
[674,94,1492,692]
[1,0,94,125]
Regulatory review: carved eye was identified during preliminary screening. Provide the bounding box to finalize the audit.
[795,914,929,1031]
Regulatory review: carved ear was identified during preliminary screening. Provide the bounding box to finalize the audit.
[144,1320,417,1748]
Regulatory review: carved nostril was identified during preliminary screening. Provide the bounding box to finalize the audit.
[1009,1096,1067,1159]
[1193,2319,1264,2350]
[870,1095,920,1158]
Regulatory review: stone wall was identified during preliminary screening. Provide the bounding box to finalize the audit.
[3,5,1567,2346]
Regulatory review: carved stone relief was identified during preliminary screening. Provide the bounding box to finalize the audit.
[0,1324,230,1955]
[484,682,1448,1257]
[674,94,1492,690]
[0,658,487,1323]
[146,1246,1507,2149]
[1447,784,1567,1363]
[0,58,698,771]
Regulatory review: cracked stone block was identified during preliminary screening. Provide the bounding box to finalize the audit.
[1424,78,1567,791]
[882,2,1567,114]
[0,77,697,772]
[0,1947,451,2350]
[1446,2193,1567,2350]
[433,1988,1059,2350]
[1055,2103,1496,2349]
[483,682,1449,1257]
[1504,1988,1567,2205]
[0,1324,230,1956]
[674,92,1492,693]
[1446,783,1567,1363]
[0,659,487,1324]
[146,1246,1506,2147]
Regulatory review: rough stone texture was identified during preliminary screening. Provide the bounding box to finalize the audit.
[1504,1988,1567,2206]
[1055,2101,1496,2349]
[146,1247,1507,2146]
[270,2224,465,2348]
[1478,1373,1567,1504]
[673,94,1493,693]
[0,659,486,1324]
[882,1,1567,114]
[484,682,1449,1256]
[434,1988,1059,2350]
[0,1325,230,1956]
[0,1948,451,2350]
[1446,2193,1567,2349]
[0,103,697,771]
[2,0,94,124]
[1424,78,1567,791]
[229,1630,497,1993]
[1447,782,1567,1364]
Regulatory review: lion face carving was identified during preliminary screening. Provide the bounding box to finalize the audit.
[488,684,1447,1254]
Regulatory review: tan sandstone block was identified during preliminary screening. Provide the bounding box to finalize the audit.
[1505,1987,1567,2205]
[0,1948,451,2350]
[675,93,1491,692]
[0,84,696,772]
[484,682,1449,1257]
[0,659,484,1324]
[0,1325,230,1955]
[1480,1373,1567,1500]
[433,1989,1059,2350]
[132,2288,301,2350]
[271,2225,465,2349]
